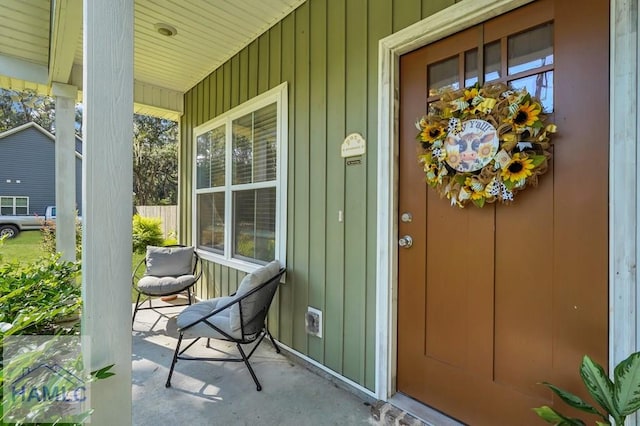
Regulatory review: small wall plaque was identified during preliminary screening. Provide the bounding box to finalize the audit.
[341,133,366,158]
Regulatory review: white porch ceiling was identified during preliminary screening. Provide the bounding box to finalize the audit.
[0,0,305,119]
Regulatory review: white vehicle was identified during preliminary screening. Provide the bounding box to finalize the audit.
[0,206,57,239]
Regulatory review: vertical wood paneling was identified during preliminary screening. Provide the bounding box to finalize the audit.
[202,77,210,122]
[198,263,205,299]
[228,269,236,294]
[279,12,296,346]
[324,0,346,375]
[269,22,282,87]
[203,262,211,299]
[307,0,327,363]
[221,264,229,296]
[343,0,368,385]
[204,262,214,299]
[248,40,259,99]
[230,54,240,108]
[178,0,459,392]
[292,1,310,353]
[421,0,456,18]
[214,263,222,297]
[213,264,221,299]
[196,81,204,126]
[239,49,249,104]
[216,70,224,116]
[203,77,210,127]
[199,262,206,299]
[258,32,270,93]
[229,268,239,294]
[208,73,216,120]
[223,61,231,112]
[393,0,421,31]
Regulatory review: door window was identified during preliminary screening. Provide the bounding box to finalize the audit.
[426,22,555,112]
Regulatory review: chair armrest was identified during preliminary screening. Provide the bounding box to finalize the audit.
[132,256,147,288]
[192,250,203,282]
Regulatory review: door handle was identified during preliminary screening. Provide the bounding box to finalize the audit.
[398,235,413,248]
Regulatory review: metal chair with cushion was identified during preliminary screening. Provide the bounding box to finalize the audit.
[165,259,285,391]
[132,245,202,325]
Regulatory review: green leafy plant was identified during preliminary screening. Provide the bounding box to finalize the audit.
[0,255,116,425]
[0,254,81,336]
[132,214,164,253]
[163,230,178,246]
[534,352,640,425]
[41,216,83,260]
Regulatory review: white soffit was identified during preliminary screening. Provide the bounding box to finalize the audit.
[0,0,306,117]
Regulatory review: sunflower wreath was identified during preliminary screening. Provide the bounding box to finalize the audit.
[415,82,557,208]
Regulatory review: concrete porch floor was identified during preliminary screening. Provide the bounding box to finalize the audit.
[132,299,378,426]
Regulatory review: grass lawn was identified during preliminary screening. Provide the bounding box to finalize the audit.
[0,230,46,264]
[1,230,147,302]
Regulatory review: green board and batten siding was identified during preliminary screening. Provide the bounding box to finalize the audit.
[178,0,456,392]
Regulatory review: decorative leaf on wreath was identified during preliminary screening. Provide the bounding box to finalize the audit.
[531,155,547,167]
[415,82,557,208]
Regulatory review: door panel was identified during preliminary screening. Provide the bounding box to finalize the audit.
[397,1,609,424]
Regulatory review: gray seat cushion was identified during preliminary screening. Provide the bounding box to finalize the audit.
[177,296,242,340]
[137,274,196,296]
[145,246,194,277]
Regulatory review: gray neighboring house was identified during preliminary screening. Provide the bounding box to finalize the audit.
[0,122,82,217]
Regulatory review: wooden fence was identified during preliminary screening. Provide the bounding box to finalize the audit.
[135,205,177,239]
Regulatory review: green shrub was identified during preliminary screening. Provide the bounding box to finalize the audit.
[0,254,81,336]
[163,230,178,246]
[41,217,83,259]
[132,214,164,253]
[0,255,115,425]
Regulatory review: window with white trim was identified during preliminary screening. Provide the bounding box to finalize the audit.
[0,196,29,215]
[193,83,287,270]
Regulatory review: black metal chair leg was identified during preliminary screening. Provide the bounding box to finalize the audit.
[132,292,142,325]
[236,343,262,391]
[265,328,280,354]
[166,333,184,388]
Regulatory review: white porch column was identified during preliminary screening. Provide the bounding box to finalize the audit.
[610,0,639,424]
[51,83,77,262]
[82,0,133,424]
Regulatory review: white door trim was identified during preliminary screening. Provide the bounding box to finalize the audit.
[375,0,638,413]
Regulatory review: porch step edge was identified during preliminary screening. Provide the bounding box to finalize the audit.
[370,400,427,426]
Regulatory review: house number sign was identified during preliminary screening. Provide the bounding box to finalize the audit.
[341,133,366,158]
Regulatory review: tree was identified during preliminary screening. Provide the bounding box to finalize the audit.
[132,114,178,205]
[0,89,178,205]
[0,88,56,133]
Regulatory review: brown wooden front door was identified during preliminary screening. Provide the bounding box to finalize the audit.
[397,1,609,424]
